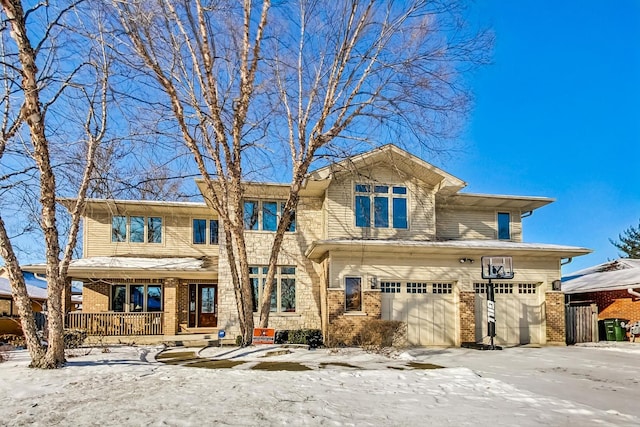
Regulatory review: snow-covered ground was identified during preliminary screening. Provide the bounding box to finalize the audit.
[1,343,639,426]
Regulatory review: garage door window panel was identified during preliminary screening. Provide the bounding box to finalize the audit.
[380,281,401,293]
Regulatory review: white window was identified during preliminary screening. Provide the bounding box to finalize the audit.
[380,281,401,293]
[193,219,219,245]
[243,200,295,232]
[111,216,162,244]
[354,183,408,229]
[407,282,429,294]
[249,266,296,313]
[111,284,162,312]
[345,277,362,311]
[497,212,511,240]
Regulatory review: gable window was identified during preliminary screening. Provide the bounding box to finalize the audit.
[497,212,511,240]
[355,183,408,229]
[243,200,296,232]
[193,219,219,245]
[345,276,362,311]
[111,216,162,244]
[111,284,162,312]
[249,266,296,313]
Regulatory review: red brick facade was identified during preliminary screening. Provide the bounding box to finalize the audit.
[459,291,475,343]
[570,289,640,322]
[326,289,382,344]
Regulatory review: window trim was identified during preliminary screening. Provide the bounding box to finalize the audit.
[243,199,296,232]
[354,182,408,230]
[497,212,511,240]
[249,266,297,314]
[111,215,164,244]
[111,283,163,312]
[192,218,219,245]
[345,276,363,312]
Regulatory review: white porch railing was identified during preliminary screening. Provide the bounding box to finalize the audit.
[66,312,163,336]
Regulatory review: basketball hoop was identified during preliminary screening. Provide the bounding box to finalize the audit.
[481,256,514,280]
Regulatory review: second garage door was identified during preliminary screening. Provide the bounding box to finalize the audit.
[381,281,457,346]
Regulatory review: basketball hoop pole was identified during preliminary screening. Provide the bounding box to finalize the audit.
[487,278,496,349]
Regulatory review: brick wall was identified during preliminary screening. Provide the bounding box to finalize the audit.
[546,292,565,344]
[459,291,475,343]
[83,282,110,312]
[571,289,640,322]
[163,278,179,335]
[326,289,382,344]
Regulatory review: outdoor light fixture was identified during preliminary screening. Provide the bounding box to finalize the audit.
[459,258,474,264]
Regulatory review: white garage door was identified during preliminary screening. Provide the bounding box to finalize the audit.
[381,281,457,346]
[474,282,542,345]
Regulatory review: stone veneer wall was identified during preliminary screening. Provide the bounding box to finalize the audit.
[216,197,324,338]
[459,291,476,343]
[545,291,566,345]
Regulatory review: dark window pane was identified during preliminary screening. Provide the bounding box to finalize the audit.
[374,196,389,227]
[281,278,296,312]
[209,220,219,244]
[244,201,259,230]
[251,278,259,312]
[193,219,206,244]
[147,285,162,312]
[200,287,215,314]
[262,201,277,231]
[130,285,144,312]
[112,285,126,312]
[392,197,408,229]
[392,186,407,195]
[281,202,295,232]
[249,266,259,275]
[345,277,362,311]
[355,195,370,227]
[112,216,127,242]
[498,212,511,240]
[280,266,296,275]
[148,217,162,243]
[355,184,370,193]
[130,217,144,243]
[374,185,388,193]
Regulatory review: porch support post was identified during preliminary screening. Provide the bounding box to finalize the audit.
[61,277,73,326]
[164,278,179,335]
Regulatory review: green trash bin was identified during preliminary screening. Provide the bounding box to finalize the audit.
[614,319,629,341]
[603,319,617,341]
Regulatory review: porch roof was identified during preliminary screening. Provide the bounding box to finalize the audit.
[23,256,218,280]
[305,239,591,261]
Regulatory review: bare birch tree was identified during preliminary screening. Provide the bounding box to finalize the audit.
[0,0,111,368]
[112,0,491,343]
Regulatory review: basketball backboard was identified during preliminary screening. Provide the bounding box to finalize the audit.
[481,256,514,279]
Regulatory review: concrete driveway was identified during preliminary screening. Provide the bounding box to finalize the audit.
[409,342,640,418]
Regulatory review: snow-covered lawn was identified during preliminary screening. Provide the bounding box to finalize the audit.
[1,343,639,426]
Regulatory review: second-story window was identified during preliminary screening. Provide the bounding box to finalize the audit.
[193,219,219,245]
[355,183,408,229]
[497,212,511,240]
[243,200,296,232]
[111,216,162,244]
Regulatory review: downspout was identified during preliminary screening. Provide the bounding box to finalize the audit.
[628,288,640,299]
[561,257,573,266]
[521,210,533,218]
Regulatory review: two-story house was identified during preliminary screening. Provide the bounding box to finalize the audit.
[25,144,590,346]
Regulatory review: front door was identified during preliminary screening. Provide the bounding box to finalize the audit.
[189,284,217,328]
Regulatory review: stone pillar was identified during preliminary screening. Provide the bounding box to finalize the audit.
[459,291,476,344]
[546,291,566,345]
[163,278,179,336]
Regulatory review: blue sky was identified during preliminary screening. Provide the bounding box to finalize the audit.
[436,0,640,275]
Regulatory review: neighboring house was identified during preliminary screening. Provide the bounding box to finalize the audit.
[0,273,47,336]
[562,259,640,322]
[24,144,590,346]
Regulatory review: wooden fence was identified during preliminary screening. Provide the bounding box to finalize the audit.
[66,312,163,336]
[565,304,598,344]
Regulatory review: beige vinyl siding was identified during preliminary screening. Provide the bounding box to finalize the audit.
[436,207,523,242]
[324,165,437,240]
[83,205,219,258]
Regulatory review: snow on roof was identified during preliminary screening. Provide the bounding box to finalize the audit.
[0,277,48,300]
[562,258,640,294]
[67,256,208,271]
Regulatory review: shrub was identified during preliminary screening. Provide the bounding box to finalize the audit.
[63,329,88,349]
[326,319,406,350]
[274,329,323,349]
[0,334,25,348]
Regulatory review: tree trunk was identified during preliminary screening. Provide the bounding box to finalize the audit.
[0,217,46,365]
